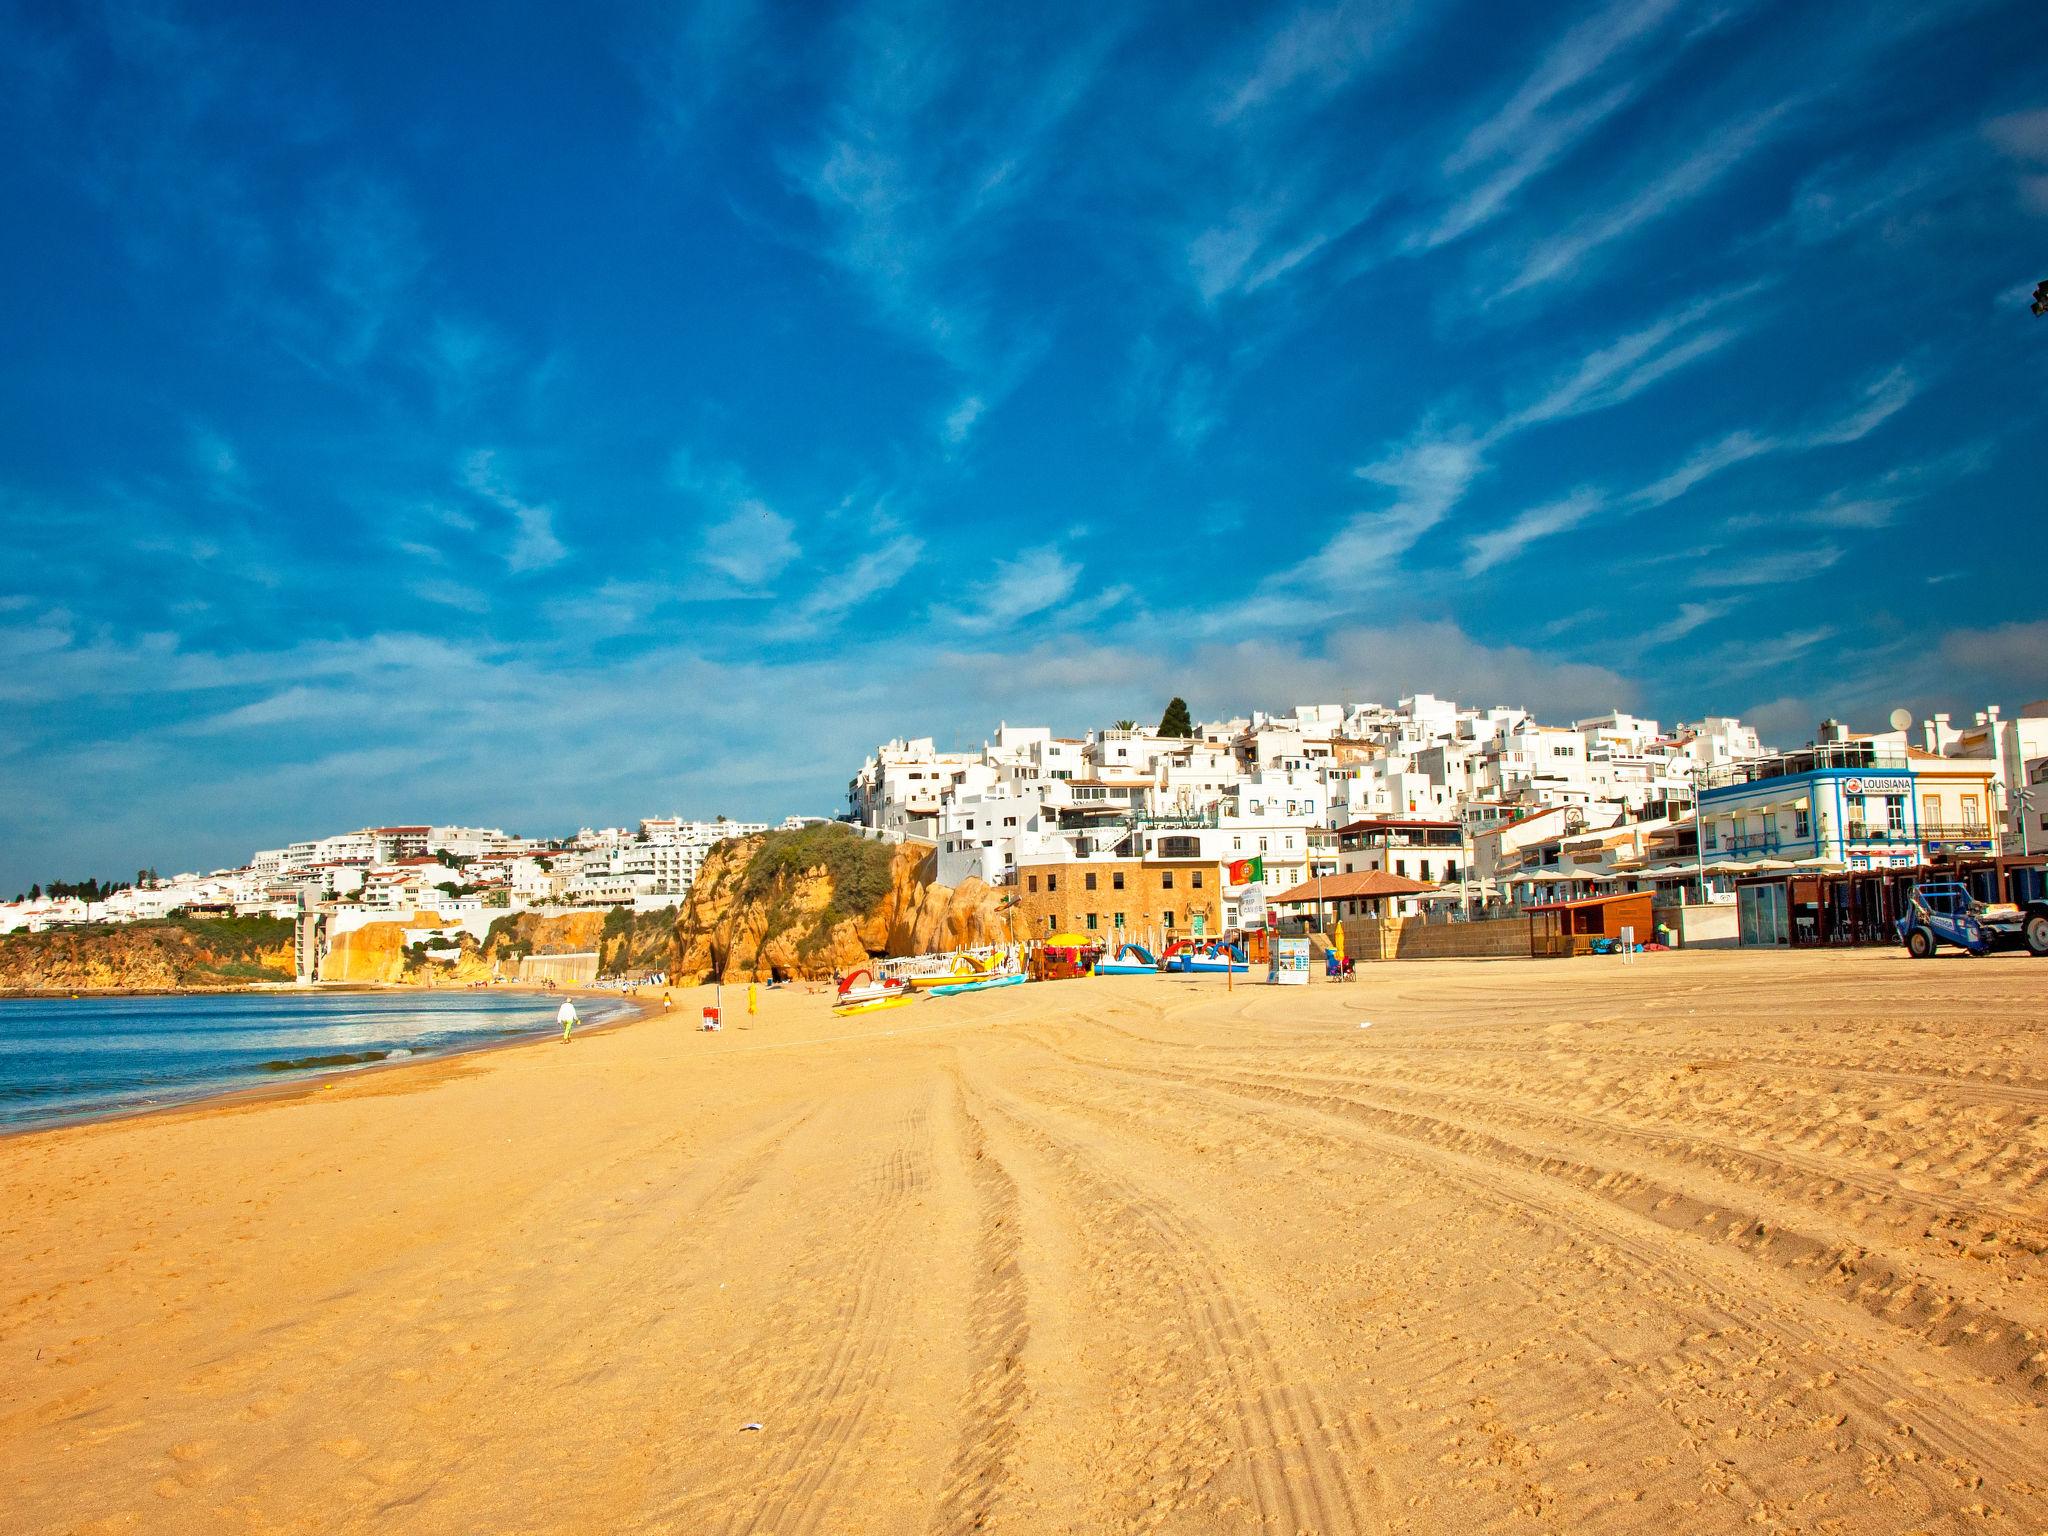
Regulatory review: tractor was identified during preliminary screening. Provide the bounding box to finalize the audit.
[1896,881,2048,958]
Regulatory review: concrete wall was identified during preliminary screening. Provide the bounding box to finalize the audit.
[1675,902,1739,948]
[1336,915,1539,961]
[518,951,599,986]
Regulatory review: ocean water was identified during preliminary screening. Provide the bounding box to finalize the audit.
[0,990,624,1132]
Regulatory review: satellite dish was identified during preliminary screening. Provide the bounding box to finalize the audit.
[1888,707,1913,732]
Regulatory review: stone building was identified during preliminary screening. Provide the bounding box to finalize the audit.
[1008,857,1223,942]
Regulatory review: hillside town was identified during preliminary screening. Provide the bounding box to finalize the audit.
[6,692,2046,955]
[849,693,2048,949]
[0,817,816,938]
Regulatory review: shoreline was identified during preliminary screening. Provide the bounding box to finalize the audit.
[0,982,668,1143]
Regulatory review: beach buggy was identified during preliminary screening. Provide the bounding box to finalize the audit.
[1896,881,2048,959]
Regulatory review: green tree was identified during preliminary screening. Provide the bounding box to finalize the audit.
[1158,697,1194,738]
[28,884,40,901]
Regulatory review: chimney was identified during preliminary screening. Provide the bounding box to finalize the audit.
[1986,704,2002,724]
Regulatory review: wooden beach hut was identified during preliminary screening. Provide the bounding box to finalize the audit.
[1524,891,1656,957]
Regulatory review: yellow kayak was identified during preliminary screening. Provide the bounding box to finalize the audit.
[833,992,917,1016]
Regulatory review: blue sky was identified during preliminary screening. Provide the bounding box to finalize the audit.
[2,0,2045,890]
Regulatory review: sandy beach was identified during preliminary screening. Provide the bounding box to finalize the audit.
[4,949,2045,1534]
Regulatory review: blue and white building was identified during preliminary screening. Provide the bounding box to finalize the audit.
[1697,743,1925,873]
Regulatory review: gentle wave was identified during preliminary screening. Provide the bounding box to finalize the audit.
[259,1050,392,1072]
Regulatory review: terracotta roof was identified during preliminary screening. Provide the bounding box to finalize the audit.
[1270,871,1436,903]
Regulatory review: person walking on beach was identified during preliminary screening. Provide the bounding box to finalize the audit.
[557,997,580,1043]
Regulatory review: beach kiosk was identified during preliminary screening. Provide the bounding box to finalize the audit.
[1033,933,1103,982]
[1524,891,1656,957]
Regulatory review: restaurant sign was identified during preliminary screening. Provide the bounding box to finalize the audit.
[1841,776,1912,796]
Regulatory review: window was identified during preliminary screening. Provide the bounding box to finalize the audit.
[1233,836,1242,850]
[1962,794,1982,827]
[1395,859,1407,877]
[1259,836,1269,852]
[1163,910,1175,927]
[1192,870,1205,888]
[1047,873,1057,892]
[1085,872,1098,891]
[1113,912,1125,928]
[1922,795,1943,824]
[1027,874,1038,893]
[1285,835,1295,850]
[1161,835,1198,859]
[1794,807,1809,839]
[1160,870,1174,889]
[1086,912,1098,930]
[1112,871,1125,890]
[1885,795,1906,832]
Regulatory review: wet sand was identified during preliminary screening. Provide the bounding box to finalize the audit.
[3,949,2045,1533]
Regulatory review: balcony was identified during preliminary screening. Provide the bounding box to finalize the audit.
[1703,744,1908,790]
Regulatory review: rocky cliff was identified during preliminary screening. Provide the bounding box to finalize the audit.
[319,910,619,985]
[0,836,1012,993]
[0,916,295,992]
[672,827,1017,983]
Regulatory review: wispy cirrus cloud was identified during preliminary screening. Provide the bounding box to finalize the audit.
[1985,105,2048,213]
[1418,0,1704,251]
[1501,102,1793,298]
[668,452,802,592]
[1278,286,1754,589]
[1632,363,1921,508]
[1503,282,1760,429]
[944,546,1080,631]
[1463,489,1603,575]
[462,450,568,574]
[1693,545,1842,588]
[1212,0,1415,123]
[782,1,1121,374]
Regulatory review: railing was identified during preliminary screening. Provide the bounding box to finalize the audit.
[1132,809,1222,828]
[1917,822,1993,842]
[1703,745,1908,790]
[1702,825,1993,857]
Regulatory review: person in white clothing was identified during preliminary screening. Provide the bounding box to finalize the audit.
[557,998,580,1043]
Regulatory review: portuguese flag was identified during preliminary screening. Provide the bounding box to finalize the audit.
[1227,855,1264,885]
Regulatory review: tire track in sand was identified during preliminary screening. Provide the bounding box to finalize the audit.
[929,1072,1031,1535]
[973,1074,1382,1534]
[675,1097,936,1536]
[1046,1053,2048,1520]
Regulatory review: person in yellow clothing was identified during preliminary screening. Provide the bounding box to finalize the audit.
[557,997,580,1043]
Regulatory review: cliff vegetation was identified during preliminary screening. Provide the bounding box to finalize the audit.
[673,825,1016,982]
[0,915,295,992]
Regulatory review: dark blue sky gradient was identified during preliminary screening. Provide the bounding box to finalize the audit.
[2,0,2045,890]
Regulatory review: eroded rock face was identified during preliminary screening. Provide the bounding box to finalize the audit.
[320,921,412,984]
[319,910,612,986]
[672,838,1019,983]
[0,921,294,991]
